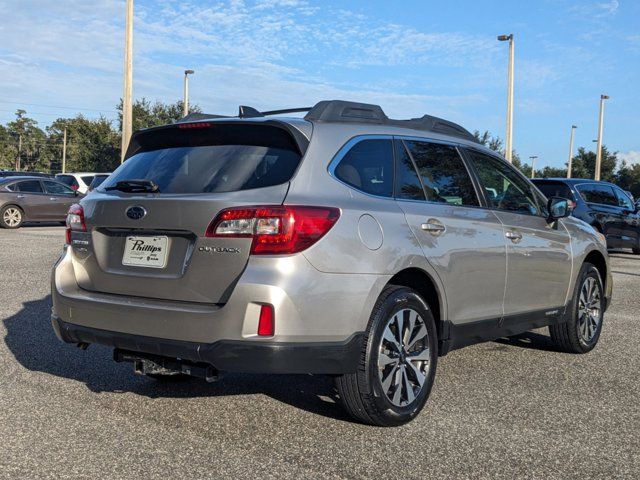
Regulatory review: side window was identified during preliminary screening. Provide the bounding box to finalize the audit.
[334,139,394,197]
[44,181,75,195]
[403,141,479,206]
[57,175,79,190]
[613,187,634,210]
[394,140,425,201]
[466,150,540,216]
[5,183,17,192]
[576,184,617,206]
[16,180,43,193]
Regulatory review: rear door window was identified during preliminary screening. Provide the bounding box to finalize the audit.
[16,180,43,193]
[334,139,394,197]
[102,124,302,194]
[57,175,79,190]
[81,175,95,186]
[44,181,75,195]
[404,140,479,206]
[576,184,617,206]
[613,187,634,210]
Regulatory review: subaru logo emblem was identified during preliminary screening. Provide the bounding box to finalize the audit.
[126,206,147,220]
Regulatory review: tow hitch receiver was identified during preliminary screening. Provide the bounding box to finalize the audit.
[113,349,220,383]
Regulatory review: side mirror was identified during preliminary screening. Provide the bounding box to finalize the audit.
[547,196,570,221]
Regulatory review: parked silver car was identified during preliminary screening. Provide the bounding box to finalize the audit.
[51,100,612,426]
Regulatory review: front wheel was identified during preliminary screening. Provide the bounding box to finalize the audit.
[550,262,604,353]
[335,286,438,427]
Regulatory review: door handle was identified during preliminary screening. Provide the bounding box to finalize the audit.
[16,195,25,199]
[49,197,58,201]
[421,219,446,236]
[505,230,523,242]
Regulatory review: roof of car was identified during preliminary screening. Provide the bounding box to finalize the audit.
[177,99,480,145]
[0,175,58,183]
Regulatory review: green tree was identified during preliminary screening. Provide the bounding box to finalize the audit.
[0,124,16,170]
[6,110,49,172]
[569,146,618,181]
[616,161,640,198]
[118,98,202,132]
[46,116,120,173]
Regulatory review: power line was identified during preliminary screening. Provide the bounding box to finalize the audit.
[0,99,118,113]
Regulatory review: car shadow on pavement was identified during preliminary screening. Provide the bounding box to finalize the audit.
[2,296,352,423]
[493,331,558,352]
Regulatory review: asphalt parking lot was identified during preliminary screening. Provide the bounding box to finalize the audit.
[0,226,638,479]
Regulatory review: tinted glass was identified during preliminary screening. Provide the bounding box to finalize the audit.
[57,175,79,188]
[81,175,95,185]
[89,175,108,189]
[16,180,43,193]
[4,183,16,191]
[394,140,425,201]
[404,141,478,206]
[613,187,634,210]
[44,181,74,195]
[466,150,540,215]
[532,181,575,201]
[102,125,302,194]
[335,139,393,197]
[576,184,617,206]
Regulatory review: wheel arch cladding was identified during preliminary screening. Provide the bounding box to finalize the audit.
[387,268,443,342]
[584,250,607,290]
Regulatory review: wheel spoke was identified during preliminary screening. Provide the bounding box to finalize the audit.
[402,368,415,404]
[395,313,405,347]
[383,327,401,352]
[392,367,404,405]
[406,359,426,388]
[381,364,398,393]
[379,352,398,367]
[406,323,427,351]
[407,348,430,363]
[403,310,416,346]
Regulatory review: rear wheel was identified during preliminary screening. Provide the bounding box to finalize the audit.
[1,205,23,229]
[550,262,604,353]
[632,243,640,255]
[335,286,437,427]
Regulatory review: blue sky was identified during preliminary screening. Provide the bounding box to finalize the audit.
[0,0,638,168]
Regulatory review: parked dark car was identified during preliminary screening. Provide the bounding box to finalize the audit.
[87,174,110,192]
[0,176,81,228]
[0,170,54,179]
[532,178,640,254]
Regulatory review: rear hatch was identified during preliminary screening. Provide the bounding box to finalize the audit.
[72,121,307,304]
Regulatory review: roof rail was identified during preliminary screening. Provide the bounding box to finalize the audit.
[177,100,478,143]
[304,100,478,143]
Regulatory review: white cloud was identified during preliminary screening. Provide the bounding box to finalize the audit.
[619,151,640,166]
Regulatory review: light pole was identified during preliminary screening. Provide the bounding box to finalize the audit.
[183,69,195,117]
[594,94,609,181]
[62,127,67,173]
[529,155,538,179]
[121,0,134,163]
[498,34,514,163]
[567,125,577,178]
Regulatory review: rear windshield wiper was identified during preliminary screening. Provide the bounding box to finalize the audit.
[104,179,160,193]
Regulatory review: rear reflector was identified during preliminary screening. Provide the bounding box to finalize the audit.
[257,305,275,336]
[206,205,340,255]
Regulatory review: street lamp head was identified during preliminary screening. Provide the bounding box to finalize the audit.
[571,125,578,129]
[185,69,195,75]
[601,94,609,100]
[497,34,513,41]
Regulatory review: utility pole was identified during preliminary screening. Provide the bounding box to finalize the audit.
[567,125,577,178]
[498,34,515,163]
[529,155,538,179]
[62,127,67,174]
[16,134,22,171]
[594,94,609,181]
[183,70,194,117]
[121,0,134,163]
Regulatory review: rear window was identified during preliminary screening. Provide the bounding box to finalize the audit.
[333,139,394,197]
[532,181,575,201]
[81,175,95,185]
[90,175,108,189]
[57,175,79,188]
[101,124,302,194]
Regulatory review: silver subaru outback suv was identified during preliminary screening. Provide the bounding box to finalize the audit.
[52,100,612,426]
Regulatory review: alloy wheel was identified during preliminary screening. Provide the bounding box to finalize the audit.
[3,207,22,227]
[577,276,601,343]
[377,308,431,407]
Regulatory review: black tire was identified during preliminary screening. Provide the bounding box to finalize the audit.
[632,244,640,255]
[0,205,24,229]
[335,285,438,427]
[549,262,604,353]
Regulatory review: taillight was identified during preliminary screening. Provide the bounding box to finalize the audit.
[206,205,340,255]
[65,204,86,244]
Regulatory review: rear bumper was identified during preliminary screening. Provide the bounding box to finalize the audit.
[52,315,365,374]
